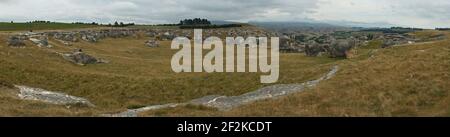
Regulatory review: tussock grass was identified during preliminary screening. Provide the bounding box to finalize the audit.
[140,31,450,117]
[0,31,337,116]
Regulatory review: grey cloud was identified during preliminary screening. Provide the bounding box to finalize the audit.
[0,0,449,28]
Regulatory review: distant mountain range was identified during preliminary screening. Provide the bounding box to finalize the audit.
[324,20,395,28]
[247,20,397,32]
[210,20,239,25]
[248,21,348,32]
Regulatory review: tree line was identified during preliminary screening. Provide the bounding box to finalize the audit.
[179,18,211,26]
[73,21,135,27]
[177,18,242,29]
[436,28,450,31]
[7,20,135,27]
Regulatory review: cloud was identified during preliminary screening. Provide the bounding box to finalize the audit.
[0,0,319,23]
[309,0,450,28]
[0,0,449,28]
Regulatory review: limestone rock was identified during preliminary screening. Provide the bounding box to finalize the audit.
[14,85,94,107]
[29,37,52,48]
[7,36,26,47]
[62,49,100,65]
[145,39,159,47]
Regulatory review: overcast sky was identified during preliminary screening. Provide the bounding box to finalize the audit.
[0,0,449,28]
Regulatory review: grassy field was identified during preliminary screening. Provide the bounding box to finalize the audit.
[1,29,448,116]
[0,22,99,31]
[140,31,450,117]
[0,31,338,116]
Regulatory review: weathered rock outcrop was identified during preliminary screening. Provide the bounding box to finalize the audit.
[29,37,52,48]
[145,39,159,48]
[328,39,355,58]
[14,85,94,107]
[61,49,102,65]
[81,34,98,43]
[55,33,78,42]
[305,41,327,57]
[189,65,339,111]
[7,36,26,47]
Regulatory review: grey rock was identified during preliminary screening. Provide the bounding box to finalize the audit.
[29,37,52,48]
[62,49,100,65]
[7,36,26,47]
[53,32,78,42]
[14,85,94,107]
[328,39,354,58]
[145,39,159,47]
[190,65,339,111]
[305,41,327,56]
[81,34,97,43]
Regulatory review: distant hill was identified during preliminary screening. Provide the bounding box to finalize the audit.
[248,21,350,32]
[210,20,238,25]
[249,20,398,32]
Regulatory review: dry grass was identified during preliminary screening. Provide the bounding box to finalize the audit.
[0,30,338,116]
[140,31,450,117]
[3,29,447,117]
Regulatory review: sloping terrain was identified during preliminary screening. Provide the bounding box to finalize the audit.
[0,28,338,116]
[140,31,450,116]
[1,28,448,117]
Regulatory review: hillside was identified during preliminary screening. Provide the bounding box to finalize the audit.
[0,26,338,116]
[140,31,450,116]
[0,27,448,116]
[249,21,350,32]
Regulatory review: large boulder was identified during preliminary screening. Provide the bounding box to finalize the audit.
[62,49,99,65]
[7,36,26,47]
[305,40,326,56]
[53,32,78,42]
[328,39,354,58]
[145,39,159,48]
[381,39,396,48]
[279,36,304,53]
[81,34,97,43]
[29,36,52,48]
[160,32,176,41]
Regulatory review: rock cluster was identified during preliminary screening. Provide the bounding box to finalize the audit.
[29,36,52,48]
[49,32,77,46]
[79,29,139,43]
[380,33,415,48]
[61,49,101,65]
[52,32,78,42]
[328,39,356,58]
